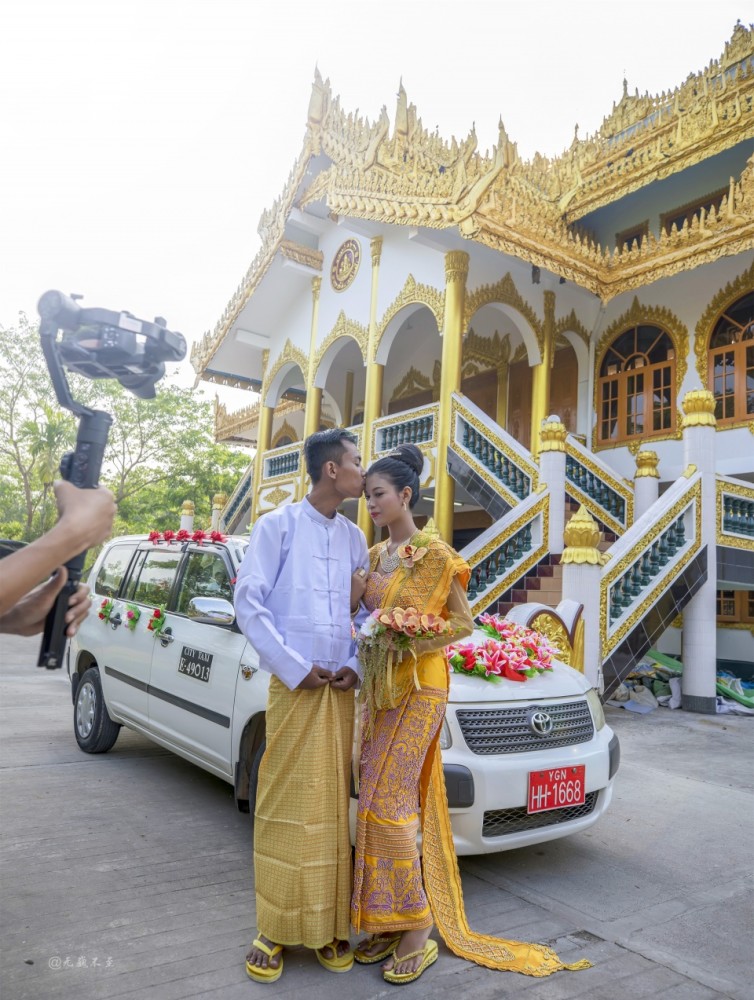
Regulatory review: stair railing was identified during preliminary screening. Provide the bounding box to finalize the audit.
[451,393,538,506]
[599,469,702,659]
[460,490,549,616]
[717,475,754,546]
[565,435,633,535]
[221,460,254,531]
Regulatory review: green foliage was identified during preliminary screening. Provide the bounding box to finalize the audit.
[0,316,249,541]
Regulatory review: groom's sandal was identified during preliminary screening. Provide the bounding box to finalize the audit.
[354,934,401,964]
[315,940,354,973]
[383,939,438,985]
[245,939,284,983]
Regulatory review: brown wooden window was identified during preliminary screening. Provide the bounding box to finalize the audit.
[708,290,754,425]
[661,187,727,235]
[716,590,754,625]
[598,325,676,444]
[616,221,649,251]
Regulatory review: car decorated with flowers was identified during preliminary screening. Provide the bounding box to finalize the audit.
[69,532,618,855]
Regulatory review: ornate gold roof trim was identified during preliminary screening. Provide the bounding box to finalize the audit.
[190,148,314,377]
[280,240,324,270]
[463,328,512,368]
[214,397,305,444]
[555,309,590,346]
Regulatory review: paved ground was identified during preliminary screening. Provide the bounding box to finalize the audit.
[1,633,752,1000]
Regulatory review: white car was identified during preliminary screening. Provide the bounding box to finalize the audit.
[68,534,619,855]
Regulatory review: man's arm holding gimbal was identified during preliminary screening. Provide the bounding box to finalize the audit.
[0,481,116,627]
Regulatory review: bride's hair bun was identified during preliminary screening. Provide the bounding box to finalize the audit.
[368,443,423,508]
[386,444,423,475]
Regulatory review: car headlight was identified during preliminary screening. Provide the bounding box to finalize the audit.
[586,688,606,731]
[439,719,452,749]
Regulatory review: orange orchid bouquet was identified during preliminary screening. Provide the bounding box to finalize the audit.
[358,606,456,722]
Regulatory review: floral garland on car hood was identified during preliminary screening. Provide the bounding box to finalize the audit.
[447,613,556,683]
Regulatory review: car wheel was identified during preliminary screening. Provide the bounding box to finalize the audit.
[249,740,266,823]
[74,667,121,753]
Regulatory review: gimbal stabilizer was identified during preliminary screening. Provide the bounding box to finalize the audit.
[36,290,186,668]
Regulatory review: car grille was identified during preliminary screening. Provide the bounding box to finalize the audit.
[455,700,594,755]
[482,792,598,838]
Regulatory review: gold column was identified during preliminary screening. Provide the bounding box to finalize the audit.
[343,370,354,427]
[435,250,469,542]
[250,403,274,524]
[530,289,555,459]
[358,237,384,541]
[495,361,508,427]
[303,277,323,439]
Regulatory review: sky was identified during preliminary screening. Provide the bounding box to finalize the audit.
[1,0,749,391]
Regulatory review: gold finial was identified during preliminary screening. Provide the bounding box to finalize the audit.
[539,416,567,452]
[562,506,607,565]
[181,500,195,515]
[681,388,717,428]
[212,493,228,508]
[444,250,470,283]
[635,450,660,478]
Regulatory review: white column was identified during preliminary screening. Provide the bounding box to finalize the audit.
[633,450,660,520]
[561,506,605,690]
[538,416,567,554]
[179,500,195,533]
[680,389,717,714]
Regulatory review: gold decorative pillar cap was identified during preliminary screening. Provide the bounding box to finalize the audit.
[212,492,228,508]
[444,250,470,282]
[539,416,567,452]
[681,388,716,428]
[635,450,660,478]
[562,506,607,565]
[181,500,195,515]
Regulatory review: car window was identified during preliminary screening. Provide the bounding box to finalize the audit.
[175,550,234,614]
[128,550,182,608]
[93,543,137,597]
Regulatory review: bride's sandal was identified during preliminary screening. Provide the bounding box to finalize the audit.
[383,939,438,984]
[354,934,401,964]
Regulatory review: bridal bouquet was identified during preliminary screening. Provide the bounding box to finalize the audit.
[358,606,455,718]
[447,613,556,683]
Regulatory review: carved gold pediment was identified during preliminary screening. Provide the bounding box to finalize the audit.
[693,259,754,384]
[314,311,369,374]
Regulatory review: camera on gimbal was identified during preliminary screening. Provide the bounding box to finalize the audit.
[38,290,186,400]
[34,290,187,668]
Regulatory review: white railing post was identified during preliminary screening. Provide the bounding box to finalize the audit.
[633,450,660,520]
[180,499,195,533]
[680,389,717,714]
[538,416,567,555]
[561,507,605,690]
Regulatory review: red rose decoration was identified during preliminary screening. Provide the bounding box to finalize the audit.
[210,530,226,543]
[175,529,190,542]
[192,529,207,545]
[148,530,162,544]
[162,529,175,543]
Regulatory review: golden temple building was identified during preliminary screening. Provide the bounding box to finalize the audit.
[192,23,754,711]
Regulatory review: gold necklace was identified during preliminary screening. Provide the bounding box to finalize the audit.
[379,531,415,573]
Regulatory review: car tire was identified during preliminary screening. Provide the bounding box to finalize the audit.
[74,667,121,753]
[248,740,266,823]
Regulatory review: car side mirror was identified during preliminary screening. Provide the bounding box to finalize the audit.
[187,597,236,626]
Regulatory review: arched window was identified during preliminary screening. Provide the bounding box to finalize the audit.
[708,291,754,425]
[598,325,676,444]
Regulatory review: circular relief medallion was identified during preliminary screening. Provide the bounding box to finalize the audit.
[330,238,361,292]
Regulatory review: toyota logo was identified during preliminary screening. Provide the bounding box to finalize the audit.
[527,709,554,736]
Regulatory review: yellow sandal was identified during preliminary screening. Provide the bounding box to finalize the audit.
[354,934,401,964]
[315,939,354,973]
[383,939,438,985]
[245,938,284,983]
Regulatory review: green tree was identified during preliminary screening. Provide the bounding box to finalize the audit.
[0,316,249,541]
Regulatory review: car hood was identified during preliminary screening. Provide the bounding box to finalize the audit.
[447,658,591,704]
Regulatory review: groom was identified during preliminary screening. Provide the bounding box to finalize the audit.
[234,428,369,982]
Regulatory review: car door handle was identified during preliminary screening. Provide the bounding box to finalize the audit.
[110,613,123,630]
[159,627,175,646]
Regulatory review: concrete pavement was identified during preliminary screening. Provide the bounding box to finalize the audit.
[1,633,751,1000]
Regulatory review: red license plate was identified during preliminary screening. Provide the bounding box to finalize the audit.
[527,765,586,814]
